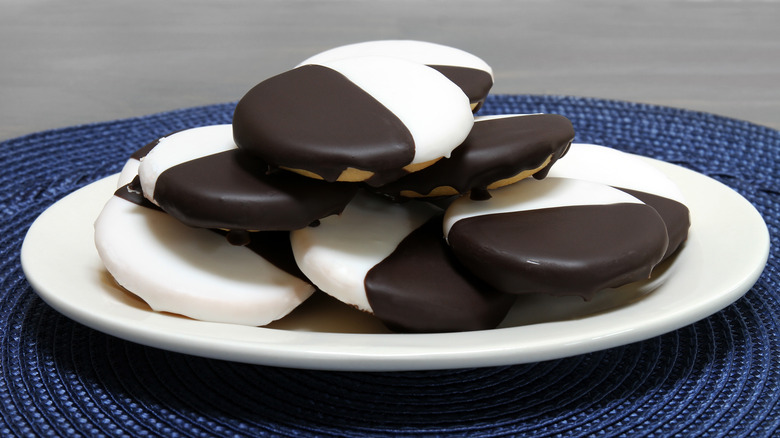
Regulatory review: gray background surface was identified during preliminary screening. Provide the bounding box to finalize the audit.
[2,0,779,142]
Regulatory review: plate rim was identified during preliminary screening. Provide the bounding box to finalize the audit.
[20,156,770,371]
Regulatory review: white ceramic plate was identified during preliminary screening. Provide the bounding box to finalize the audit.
[21,157,770,371]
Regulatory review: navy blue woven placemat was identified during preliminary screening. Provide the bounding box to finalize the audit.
[2,95,778,437]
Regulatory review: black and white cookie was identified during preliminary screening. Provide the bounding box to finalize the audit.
[443,177,670,299]
[546,143,690,259]
[94,184,315,326]
[290,191,515,332]
[136,125,358,237]
[233,56,475,186]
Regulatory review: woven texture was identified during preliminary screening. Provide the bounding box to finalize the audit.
[2,95,778,437]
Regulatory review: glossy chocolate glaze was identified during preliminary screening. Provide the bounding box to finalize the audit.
[427,65,493,108]
[365,215,516,333]
[153,149,358,231]
[447,203,668,299]
[233,64,415,184]
[620,188,690,260]
[375,114,574,199]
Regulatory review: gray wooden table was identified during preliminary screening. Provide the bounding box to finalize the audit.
[2,0,778,142]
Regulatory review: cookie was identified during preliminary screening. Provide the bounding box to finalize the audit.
[290,191,515,332]
[443,177,669,299]
[94,184,315,326]
[297,40,494,111]
[374,114,574,200]
[546,143,690,259]
[136,125,358,237]
[233,56,475,186]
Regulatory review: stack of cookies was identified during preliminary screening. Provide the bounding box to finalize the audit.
[94,41,690,333]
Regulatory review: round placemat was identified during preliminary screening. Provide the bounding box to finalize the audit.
[2,95,778,437]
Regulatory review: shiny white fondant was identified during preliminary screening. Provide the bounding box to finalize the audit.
[94,195,314,326]
[311,56,474,164]
[298,40,494,79]
[546,143,686,203]
[138,124,236,204]
[291,191,440,312]
[443,177,643,238]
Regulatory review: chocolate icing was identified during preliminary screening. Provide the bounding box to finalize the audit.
[233,64,415,184]
[427,65,493,109]
[365,215,516,333]
[447,203,668,299]
[375,114,574,199]
[619,188,690,259]
[153,149,358,231]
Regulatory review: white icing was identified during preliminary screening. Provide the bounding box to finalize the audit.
[138,124,236,203]
[94,195,314,326]
[312,56,474,164]
[117,158,140,188]
[443,177,642,238]
[290,191,440,312]
[298,40,494,79]
[547,143,686,203]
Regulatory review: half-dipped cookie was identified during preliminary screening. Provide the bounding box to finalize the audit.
[137,125,358,237]
[375,114,574,200]
[443,177,669,299]
[95,183,315,326]
[546,143,690,259]
[291,191,515,332]
[298,40,494,111]
[233,56,475,186]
